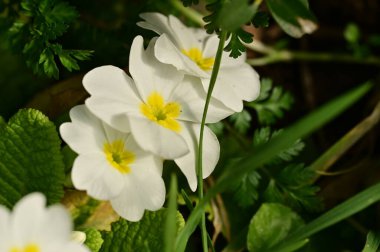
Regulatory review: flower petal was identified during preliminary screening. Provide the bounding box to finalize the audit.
[155,34,209,78]
[111,156,165,222]
[72,154,125,200]
[0,206,10,247]
[201,76,243,112]
[129,36,183,101]
[60,105,105,154]
[11,193,46,244]
[218,64,261,102]
[168,15,200,49]
[172,76,234,123]
[175,123,220,191]
[126,115,189,159]
[39,205,72,243]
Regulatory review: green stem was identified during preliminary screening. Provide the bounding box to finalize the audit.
[197,30,228,252]
[310,98,380,182]
[246,49,380,66]
[170,0,205,26]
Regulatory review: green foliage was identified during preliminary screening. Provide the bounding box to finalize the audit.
[181,0,199,7]
[266,0,318,38]
[247,203,306,252]
[229,109,252,134]
[0,109,65,207]
[217,0,256,32]
[224,28,254,58]
[61,145,77,173]
[84,228,104,252]
[253,127,304,164]
[164,175,179,252]
[264,164,322,212]
[252,11,270,28]
[247,78,294,125]
[101,209,185,252]
[344,22,360,44]
[363,231,380,252]
[232,170,261,207]
[74,198,100,227]
[207,121,224,136]
[2,0,93,78]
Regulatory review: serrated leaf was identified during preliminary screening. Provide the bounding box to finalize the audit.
[247,79,294,125]
[232,170,261,207]
[59,51,80,71]
[247,203,306,252]
[266,0,318,38]
[39,48,59,79]
[100,209,185,252]
[229,109,252,134]
[253,128,304,164]
[264,164,322,212]
[224,29,253,58]
[84,228,104,252]
[0,109,65,207]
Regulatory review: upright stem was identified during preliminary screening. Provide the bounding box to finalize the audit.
[197,30,228,252]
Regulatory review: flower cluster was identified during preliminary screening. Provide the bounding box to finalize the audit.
[60,12,260,221]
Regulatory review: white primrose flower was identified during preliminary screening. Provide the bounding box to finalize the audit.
[137,12,261,112]
[60,105,165,221]
[0,193,89,252]
[83,36,224,191]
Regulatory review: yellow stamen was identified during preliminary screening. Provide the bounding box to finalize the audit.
[140,92,181,132]
[182,48,214,71]
[104,140,135,174]
[10,244,40,252]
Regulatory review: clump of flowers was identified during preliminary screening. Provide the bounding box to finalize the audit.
[60,12,260,221]
[0,193,89,252]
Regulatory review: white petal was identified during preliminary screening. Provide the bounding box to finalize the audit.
[126,115,189,159]
[168,15,200,49]
[201,76,243,112]
[11,193,46,244]
[155,34,209,78]
[57,242,90,252]
[172,76,234,123]
[39,205,72,243]
[72,155,124,200]
[85,97,133,133]
[111,159,165,221]
[83,65,141,132]
[174,123,220,191]
[218,64,261,102]
[0,206,11,246]
[60,106,105,154]
[129,36,183,101]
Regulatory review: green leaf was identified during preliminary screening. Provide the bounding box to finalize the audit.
[229,109,252,134]
[39,48,59,79]
[207,122,224,136]
[181,0,199,7]
[252,11,270,28]
[232,170,261,207]
[253,127,305,164]
[247,203,306,252]
[100,209,185,252]
[271,182,380,252]
[264,164,322,212]
[266,0,318,38]
[224,28,253,58]
[217,0,256,32]
[0,109,65,207]
[62,145,77,173]
[59,51,80,72]
[84,228,104,252]
[363,231,380,252]
[247,78,294,125]
[344,22,360,44]
[175,82,372,252]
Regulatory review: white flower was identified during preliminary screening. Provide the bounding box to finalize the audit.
[0,193,89,252]
[83,36,222,190]
[60,105,165,221]
[137,12,261,112]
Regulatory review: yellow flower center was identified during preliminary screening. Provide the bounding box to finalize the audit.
[104,140,135,174]
[182,48,214,71]
[10,244,40,252]
[140,92,181,132]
